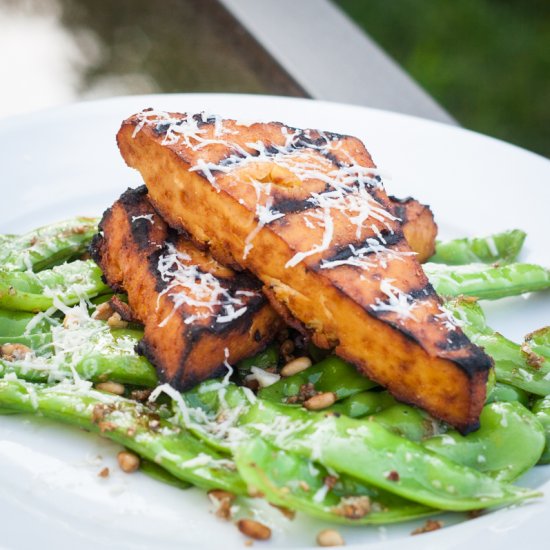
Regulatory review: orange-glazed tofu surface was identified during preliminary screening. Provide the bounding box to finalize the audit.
[117,111,492,432]
[91,186,281,389]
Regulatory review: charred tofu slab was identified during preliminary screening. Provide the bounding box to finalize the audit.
[90,186,281,389]
[390,196,437,263]
[117,110,492,432]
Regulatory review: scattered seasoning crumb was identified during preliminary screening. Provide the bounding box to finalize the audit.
[386,470,400,482]
[520,342,544,369]
[244,540,253,547]
[467,509,485,519]
[411,519,443,535]
[98,467,110,478]
[316,528,345,547]
[286,382,317,404]
[130,389,153,401]
[208,489,236,520]
[269,503,296,520]
[117,450,140,473]
[280,339,295,362]
[299,481,310,492]
[332,496,371,519]
[236,519,271,541]
[98,421,116,433]
[324,475,338,489]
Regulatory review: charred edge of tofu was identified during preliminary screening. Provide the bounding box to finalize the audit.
[92,186,279,390]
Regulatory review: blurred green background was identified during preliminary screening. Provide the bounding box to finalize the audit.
[1,0,548,156]
[336,0,550,157]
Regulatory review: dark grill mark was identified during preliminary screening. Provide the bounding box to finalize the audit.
[321,232,404,265]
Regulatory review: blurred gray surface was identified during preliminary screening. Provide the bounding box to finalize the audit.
[220,0,456,124]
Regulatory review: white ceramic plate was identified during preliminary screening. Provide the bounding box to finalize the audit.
[0,94,549,549]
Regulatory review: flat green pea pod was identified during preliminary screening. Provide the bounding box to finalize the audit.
[0,218,98,272]
[258,356,377,403]
[328,390,397,418]
[236,344,279,379]
[532,397,550,465]
[0,260,110,312]
[0,378,245,494]
[523,327,550,365]
[0,309,56,350]
[424,262,550,300]
[487,382,530,406]
[235,437,435,524]
[423,402,545,482]
[140,459,192,490]
[371,404,443,442]
[0,313,157,387]
[430,230,526,265]
[447,299,550,396]
[182,383,540,511]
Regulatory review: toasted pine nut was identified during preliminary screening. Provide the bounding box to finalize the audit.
[117,450,140,473]
[96,381,125,395]
[107,312,128,329]
[237,519,271,541]
[92,302,114,321]
[0,343,32,361]
[303,392,336,411]
[281,356,312,377]
[316,528,345,547]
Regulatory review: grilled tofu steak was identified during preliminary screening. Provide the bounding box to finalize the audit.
[390,196,437,263]
[90,186,281,390]
[117,110,492,432]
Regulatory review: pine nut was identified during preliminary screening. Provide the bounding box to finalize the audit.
[96,381,125,395]
[107,312,128,329]
[117,450,140,473]
[92,302,114,321]
[281,356,312,377]
[316,528,345,547]
[237,519,272,540]
[0,343,32,361]
[304,392,336,410]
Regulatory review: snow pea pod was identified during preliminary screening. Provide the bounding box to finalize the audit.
[140,459,192,490]
[0,260,110,312]
[0,379,245,494]
[430,230,526,266]
[236,344,279,379]
[0,309,55,349]
[487,382,530,406]
[259,356,377,403]
[448,299,550,396]
[371,404,442,442]
[423,402,545,482]
[0,217,98,272]
[240,396,539,510]
[425,262,550,300]
[180,384,540,511]
[328,390,397,418]
[532,396,550,465]
[235,437,435,524]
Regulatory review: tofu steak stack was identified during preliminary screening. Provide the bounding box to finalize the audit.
[116,110,492,432]
[91,186,281,389]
